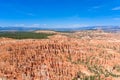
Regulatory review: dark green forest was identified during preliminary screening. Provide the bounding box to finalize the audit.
[0,32,54,39]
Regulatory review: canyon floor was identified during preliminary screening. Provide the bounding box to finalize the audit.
[0,30,120,80]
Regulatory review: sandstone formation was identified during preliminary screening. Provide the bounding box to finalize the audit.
[0,31,120,80]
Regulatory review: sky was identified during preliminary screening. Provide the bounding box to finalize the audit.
[0,0,120,28]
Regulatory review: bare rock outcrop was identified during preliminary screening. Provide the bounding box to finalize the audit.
[0,34,120,80]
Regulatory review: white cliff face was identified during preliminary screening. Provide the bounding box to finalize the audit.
[77,78,81,80]
[0,77,7,80]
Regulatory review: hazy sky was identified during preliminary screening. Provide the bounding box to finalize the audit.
[0,0,120,28]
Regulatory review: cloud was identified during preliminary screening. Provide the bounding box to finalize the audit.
[13,24,49,28]
[92,6,101,9]
[15,9,35,16]
[14,24,25,27]
[31,24,40,27]
[113,18,120,20]
[11,23,89,28]
[112,6,120,10]
[72,24,88,27]
[13,24,40,27]
[50,24,89,28]
[67,14,81,20]
[88,6,102,11]
[27,13,35,16]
